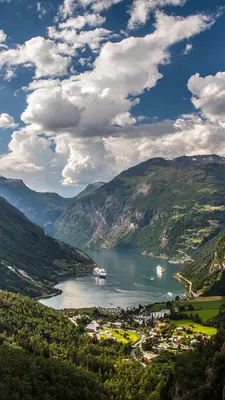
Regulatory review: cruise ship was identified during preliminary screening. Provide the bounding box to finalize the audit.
[93,267,106,278]
[156,265,165,273]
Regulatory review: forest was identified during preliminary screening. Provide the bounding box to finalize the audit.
[0,290,225,399]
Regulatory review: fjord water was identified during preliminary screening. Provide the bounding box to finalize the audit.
[40,249,184,309]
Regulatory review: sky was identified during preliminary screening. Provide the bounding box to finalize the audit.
[0,0,225,196]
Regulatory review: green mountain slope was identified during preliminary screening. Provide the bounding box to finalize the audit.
[53,155,225,260]
[181,230,225,295]
[0,176,74,228]
[0,196,96,297]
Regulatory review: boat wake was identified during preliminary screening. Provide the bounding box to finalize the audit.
[140,275,155,281]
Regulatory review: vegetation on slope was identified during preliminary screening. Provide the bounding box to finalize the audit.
[1,291,225,399]
[181,231,225,295]
[53,155,225,260]
[0,197,95,297]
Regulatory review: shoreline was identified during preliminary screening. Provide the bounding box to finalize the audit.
[35,288,62,301]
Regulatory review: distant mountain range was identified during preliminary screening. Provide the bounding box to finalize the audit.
[0,196,96,297]
[53,154,225,262]
[0,176,104,229]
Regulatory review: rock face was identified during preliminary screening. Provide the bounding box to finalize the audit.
[53,155,225,260]
[0,176,74,228]
[0,196,96,297]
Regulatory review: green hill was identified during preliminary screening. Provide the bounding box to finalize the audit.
[0,196,96,297]
[53,155,225,260]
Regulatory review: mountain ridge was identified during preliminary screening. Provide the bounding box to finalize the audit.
[0,196,96,297]
[53,154,225,262]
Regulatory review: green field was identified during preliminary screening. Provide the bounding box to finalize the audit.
[185,309,219,322]
[108,329,140,344]
[173,320,217,335]
[177,297,225,311]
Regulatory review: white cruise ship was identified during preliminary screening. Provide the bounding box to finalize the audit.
[156,265,165,273]
[93,267,106,278]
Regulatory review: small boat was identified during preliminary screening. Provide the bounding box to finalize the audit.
[93,267,106,278]
[156,265,165,273]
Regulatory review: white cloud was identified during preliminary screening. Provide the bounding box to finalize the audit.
[0,113,17,129]
[183,43,193,55]
[37,2,47,19]
[112,112,136,126]
[188,72,225,127]
[128,0,186,29]
[0,29,7,43]
[78,0,124,12]
[0,6,220,192]
[48,26,112,50]
[57,136,116,185]
[59,13,105,30]
[21,87,81,133]
[20,11,214,141]
[0,36,71,78]
[58,0,75,20]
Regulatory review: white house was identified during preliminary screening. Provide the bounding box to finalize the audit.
[151,309,171,319]
[86,320,100,333]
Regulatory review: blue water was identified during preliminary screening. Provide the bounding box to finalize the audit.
[40,249,184,309]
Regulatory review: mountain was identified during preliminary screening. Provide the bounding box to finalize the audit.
[180,230,225,295]
[53,154,225,260]
[75,182,105,200]
[0,196,96,297]
[0,175,74,228]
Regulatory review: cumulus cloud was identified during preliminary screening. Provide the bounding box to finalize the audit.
[112,112,136,126]
[0,113,17,129]
[59,13,105,30]
[21,87,81,133]
[23,12,213,138]
[0,36,71,78]
[128,0,186,30]
[48,26,112,50]
[57,136,116,185]
[0,3,221,192]
[188,72,225,127]
[0,29,7,43]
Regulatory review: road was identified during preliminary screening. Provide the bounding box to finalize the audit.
[130,333,147,368]
[175,272,193,294]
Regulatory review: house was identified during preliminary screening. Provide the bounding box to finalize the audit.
[190,338,199,346]
[86,320,100,333]
[150,309,171,319]
[176,327,184,332]
[111,322,122,329]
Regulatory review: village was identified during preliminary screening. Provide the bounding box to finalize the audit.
[67,298,217,365]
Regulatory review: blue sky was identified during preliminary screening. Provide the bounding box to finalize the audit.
[0,0,225,195]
